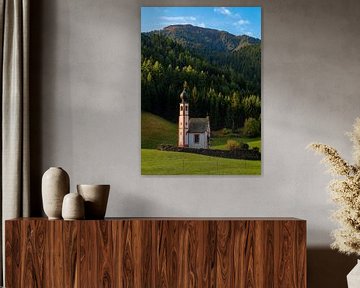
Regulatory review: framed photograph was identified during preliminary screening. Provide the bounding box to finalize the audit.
[141,7,261,175]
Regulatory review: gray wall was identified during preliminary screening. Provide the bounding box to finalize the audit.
[30,0,360,285]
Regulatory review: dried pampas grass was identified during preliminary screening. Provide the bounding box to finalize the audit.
[308,118,360,256]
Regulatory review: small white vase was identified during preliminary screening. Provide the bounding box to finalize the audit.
[77,184,110,219]
[347,259,360,288]
[62,192,85,220]
[42,167,70,219]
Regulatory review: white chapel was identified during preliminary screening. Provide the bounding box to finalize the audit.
[178,87,210,149]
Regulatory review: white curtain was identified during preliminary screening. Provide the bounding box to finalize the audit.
[0,0,30,284]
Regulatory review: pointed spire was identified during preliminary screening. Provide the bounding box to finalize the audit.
[180,82,189,103]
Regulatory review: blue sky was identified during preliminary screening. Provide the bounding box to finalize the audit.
[141,7,261,39]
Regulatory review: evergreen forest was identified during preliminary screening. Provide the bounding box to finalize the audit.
[141,24,261,134]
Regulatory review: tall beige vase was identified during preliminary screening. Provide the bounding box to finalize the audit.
[42,167,70,219]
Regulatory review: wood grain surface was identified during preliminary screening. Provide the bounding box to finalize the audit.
[5,218,306,287]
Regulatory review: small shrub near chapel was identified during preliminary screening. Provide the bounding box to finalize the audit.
[227,140,240,151]
[239,142,249,150]
[243,118,261,137]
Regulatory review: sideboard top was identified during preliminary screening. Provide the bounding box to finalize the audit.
[6,217,306,222]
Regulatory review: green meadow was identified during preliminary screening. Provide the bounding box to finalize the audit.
[141,112,261,175]
[142,149,261,175]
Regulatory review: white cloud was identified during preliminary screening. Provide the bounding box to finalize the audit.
[244,31,253,36]
[214,7,231,16]
[160,16,197,22]
[159,16,206,28]
[234,19,250,26]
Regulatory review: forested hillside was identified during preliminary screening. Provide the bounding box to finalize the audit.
[162,24,260,53]
[141,24,261,132]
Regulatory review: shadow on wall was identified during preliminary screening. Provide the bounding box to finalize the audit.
[29,0,46,216]
[308,248,357,288]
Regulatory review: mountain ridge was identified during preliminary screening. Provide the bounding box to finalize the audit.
[163,24,260,40]
[147,24,260,53]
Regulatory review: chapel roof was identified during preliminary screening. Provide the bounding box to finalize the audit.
[188,117,210,133]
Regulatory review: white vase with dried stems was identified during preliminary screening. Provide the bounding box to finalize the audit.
[308,118,360,287]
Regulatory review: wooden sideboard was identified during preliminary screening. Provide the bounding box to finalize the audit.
[5,218,306,287]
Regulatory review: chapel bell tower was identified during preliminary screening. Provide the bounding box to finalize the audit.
[178,87,189,147]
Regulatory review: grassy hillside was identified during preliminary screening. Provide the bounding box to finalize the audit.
[142,149,261,175]
[141,112,178,148]
[142,111,261,150]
